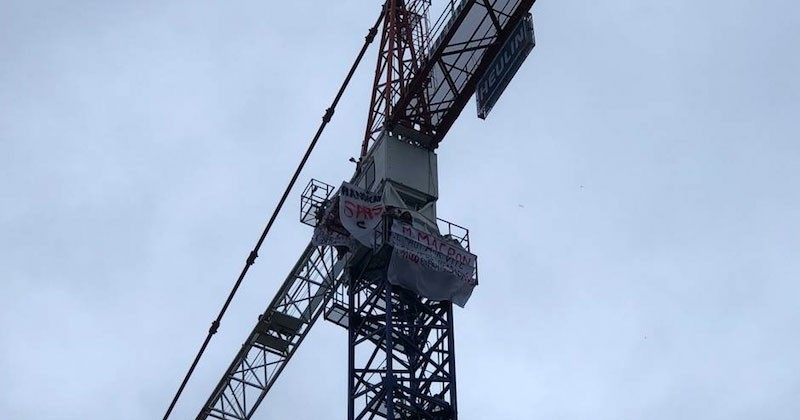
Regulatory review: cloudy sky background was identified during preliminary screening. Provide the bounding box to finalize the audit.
[2,0,799,419]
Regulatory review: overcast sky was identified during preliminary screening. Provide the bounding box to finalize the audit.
[2,1,799,419]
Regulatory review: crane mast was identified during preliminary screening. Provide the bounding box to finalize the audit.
[193,1,537,419]
[336,129,463,419]
[363,0,431,157]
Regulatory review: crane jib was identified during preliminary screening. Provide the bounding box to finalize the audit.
[477,14,536,120]
[385,0,538,145]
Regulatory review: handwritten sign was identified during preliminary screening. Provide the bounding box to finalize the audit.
[386,221,478,307]
[339,182,384,247]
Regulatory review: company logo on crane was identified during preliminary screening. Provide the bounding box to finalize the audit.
[477,14,536,119]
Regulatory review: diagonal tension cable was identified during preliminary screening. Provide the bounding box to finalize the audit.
[162,10,385,420]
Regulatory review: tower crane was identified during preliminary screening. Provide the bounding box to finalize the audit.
[169,1,537,419]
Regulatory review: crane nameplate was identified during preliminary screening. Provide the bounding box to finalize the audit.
[476,14,536,120]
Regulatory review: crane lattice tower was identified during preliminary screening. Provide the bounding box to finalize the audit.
[194,1,537,419]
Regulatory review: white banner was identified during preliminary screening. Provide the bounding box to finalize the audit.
[339,182,384,247]
[389,222,476,279]
[387,221,477,307]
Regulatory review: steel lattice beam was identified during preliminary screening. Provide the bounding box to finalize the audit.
[362,0,432,157]
[197,244,347,420]
[347,244,458,420]
[390,0,537,145]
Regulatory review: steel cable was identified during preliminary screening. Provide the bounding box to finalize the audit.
[162,9,385,420]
